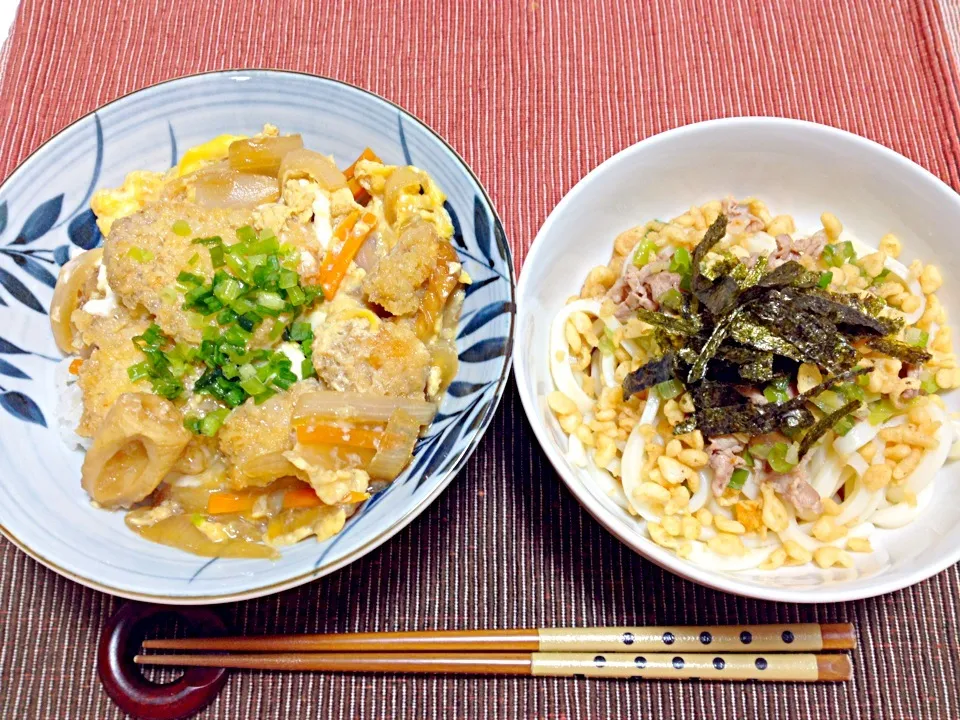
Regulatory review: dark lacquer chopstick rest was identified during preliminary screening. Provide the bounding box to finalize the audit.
[98,602,229,720]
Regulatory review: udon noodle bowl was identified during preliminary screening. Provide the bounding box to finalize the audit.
[51,126,467,558]
[548,198,960,573]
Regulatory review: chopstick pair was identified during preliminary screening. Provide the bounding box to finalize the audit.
[137,623,855,682]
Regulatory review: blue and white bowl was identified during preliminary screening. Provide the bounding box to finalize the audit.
[0,71,514,603]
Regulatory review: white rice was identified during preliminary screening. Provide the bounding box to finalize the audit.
[54,356,91,451]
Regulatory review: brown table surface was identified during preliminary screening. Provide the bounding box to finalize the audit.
[2,0,960,717]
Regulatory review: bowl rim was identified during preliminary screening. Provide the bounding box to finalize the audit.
[514,115,960,603]
[0,68,516,604]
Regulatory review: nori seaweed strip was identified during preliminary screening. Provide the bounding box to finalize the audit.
[673,417,697,435]
[865,336,933,364]
[635,307,702,336]
[699,402,816,438]
[692,214,729,283]
[677,346,700,365]
[778,288,898,336]
[694,381,746,409]
[798,399,862,457]
[793,365,871,403]
[750,296,859,372]
[739,253,769,289]
[756,260,820,290]
[715,344,771,365]
[700,252,741,282]
[691,215,741,315]
[740,355,775,382]
[688,308,743,383]
[730,313,805,361]
[623,352,676,397]
[696,276,742,317]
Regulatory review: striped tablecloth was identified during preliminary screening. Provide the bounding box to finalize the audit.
[2,1,960,718]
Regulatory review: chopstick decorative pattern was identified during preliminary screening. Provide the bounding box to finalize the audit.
[136,622,856,683]
[141,622,855,654]
[134,651,851,682]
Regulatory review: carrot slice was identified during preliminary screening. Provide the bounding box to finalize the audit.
[282,487,322,509]
[343,147,381,179]
[207,491,256,515]
[296,422,382,449]
[68,358,84,375]
[344,148,381,204]
[318,211,377,300]
[416,242,461,340]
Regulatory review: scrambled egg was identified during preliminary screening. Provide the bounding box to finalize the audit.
[91,170,167,235]
[354,160,454,240]
[91,133,250,236]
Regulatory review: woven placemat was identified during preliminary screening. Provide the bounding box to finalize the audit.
[2,1,960,717]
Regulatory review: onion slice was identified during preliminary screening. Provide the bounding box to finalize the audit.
[293,391,436,426]
[228,134,303,176]
[50,248,103,353]
[368,409,420,481]
[279,149,348,191]
[193,168,280,208]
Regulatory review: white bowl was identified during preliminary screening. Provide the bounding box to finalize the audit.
[515,117,960,603]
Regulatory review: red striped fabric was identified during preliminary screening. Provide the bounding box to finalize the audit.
[1,1,960,719]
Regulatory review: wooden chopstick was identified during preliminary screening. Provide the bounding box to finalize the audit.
[134,651,851,682]
[141,623,855,654]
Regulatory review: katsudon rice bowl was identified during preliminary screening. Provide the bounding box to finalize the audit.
[0,71,513,602]
[516,118,960,602]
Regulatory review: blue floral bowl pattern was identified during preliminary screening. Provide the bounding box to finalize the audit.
[0,71,514,603]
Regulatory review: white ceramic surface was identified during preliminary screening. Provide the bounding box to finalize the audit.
[515,117,960,603]
[0,71,515,603]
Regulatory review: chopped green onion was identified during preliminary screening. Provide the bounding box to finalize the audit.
[127,247,154,263]
[763,378,790,404]
[269,320,288,341]
[870,268,891,287]
[172,220,192,237]
[822,240,856,268]
[921,372,938,394]
[236,226,257,244]
[817,271,833,289]
[835,382,866,402]
[768,442,799,473]
[833,414,855,436]
[177,271,205,287]
[598,333,615,355]
[669,247,692,276]
[209,245,225,268]
[278,269,299,289]
[257,291,286,310]
[741,448,754,468]
[904,327,929,348]
[285,285,306,306]
[658,288,684,311]
[214,277,243,303]
[812,389,844,414]
[198,408,230,436]
[655,378,685,400]
[290,322,313,342]
[868,398,898,426]
[632,237,659,268]
[728,468,749,491]
[239,376,267,396]
[183,415,202,434]
[750,442,773,460]
[127,362,151,382]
